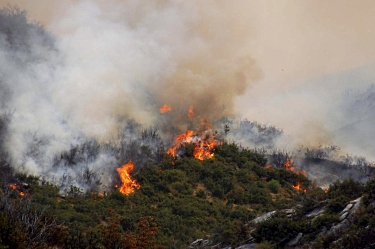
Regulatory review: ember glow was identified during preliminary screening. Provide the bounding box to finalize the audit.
[116,160,140,195]
[9,184,26,196]
[159,104,172,113]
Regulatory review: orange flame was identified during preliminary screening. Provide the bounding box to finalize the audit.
[265,165,272,169]
[160,104,172,113]
[293,181,306,192]
[295,170,307,176]
[293,181,301,191]
[284,158,306,176]
[193,139,218,161]
[168,130,218,160]
[167,131,194,156]
[284,159,295,172]
[284,159,307,192]
[19,191,25,197]
[188,105,195,118]
[116,160,140,195]
[9,184,17,190]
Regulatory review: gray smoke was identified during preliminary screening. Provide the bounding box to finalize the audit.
[0,2,261,192]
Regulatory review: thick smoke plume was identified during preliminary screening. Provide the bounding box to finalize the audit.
[0,2,260,192]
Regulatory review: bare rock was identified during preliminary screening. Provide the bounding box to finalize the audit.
[340,203,353,215]
[339,212,348,221]
[253,211,276,223]
[287,232,303,247]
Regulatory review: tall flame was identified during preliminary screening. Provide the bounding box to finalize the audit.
[159,104,172,113]
[116,160,140,195]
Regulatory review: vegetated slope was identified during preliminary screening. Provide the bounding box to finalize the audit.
[0,143,309,248]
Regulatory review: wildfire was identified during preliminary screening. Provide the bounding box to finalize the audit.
[284,158,306,176]
[293,181,306,192]
[9,184,26,196]
[167,131,194,156]
[168,130,219,160]
[159,104,172,113]
[284,159,307,192]
[193,139,219,161]
[188,105,195,118]
[116,160,140,195]
[284,159,295,171]
[295,170,307,176]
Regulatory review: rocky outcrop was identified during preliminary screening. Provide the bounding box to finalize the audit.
[189,197,363,248]
[252,211,276,223]
[189,239,211,248]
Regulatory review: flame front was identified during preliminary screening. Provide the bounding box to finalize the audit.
[160,104,172,113]
[116,160,140,195]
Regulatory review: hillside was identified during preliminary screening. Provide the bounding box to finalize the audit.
[0,143,311,249]
[1,143,375,249]
[1,5,375,249]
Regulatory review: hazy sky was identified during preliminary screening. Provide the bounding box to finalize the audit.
[3,1,374,78]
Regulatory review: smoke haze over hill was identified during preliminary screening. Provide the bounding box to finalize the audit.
[0,1,375,191]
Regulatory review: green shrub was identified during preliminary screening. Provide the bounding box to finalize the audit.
[267,180,281,194]
[325,195,349,214]
[252,216,301,245]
